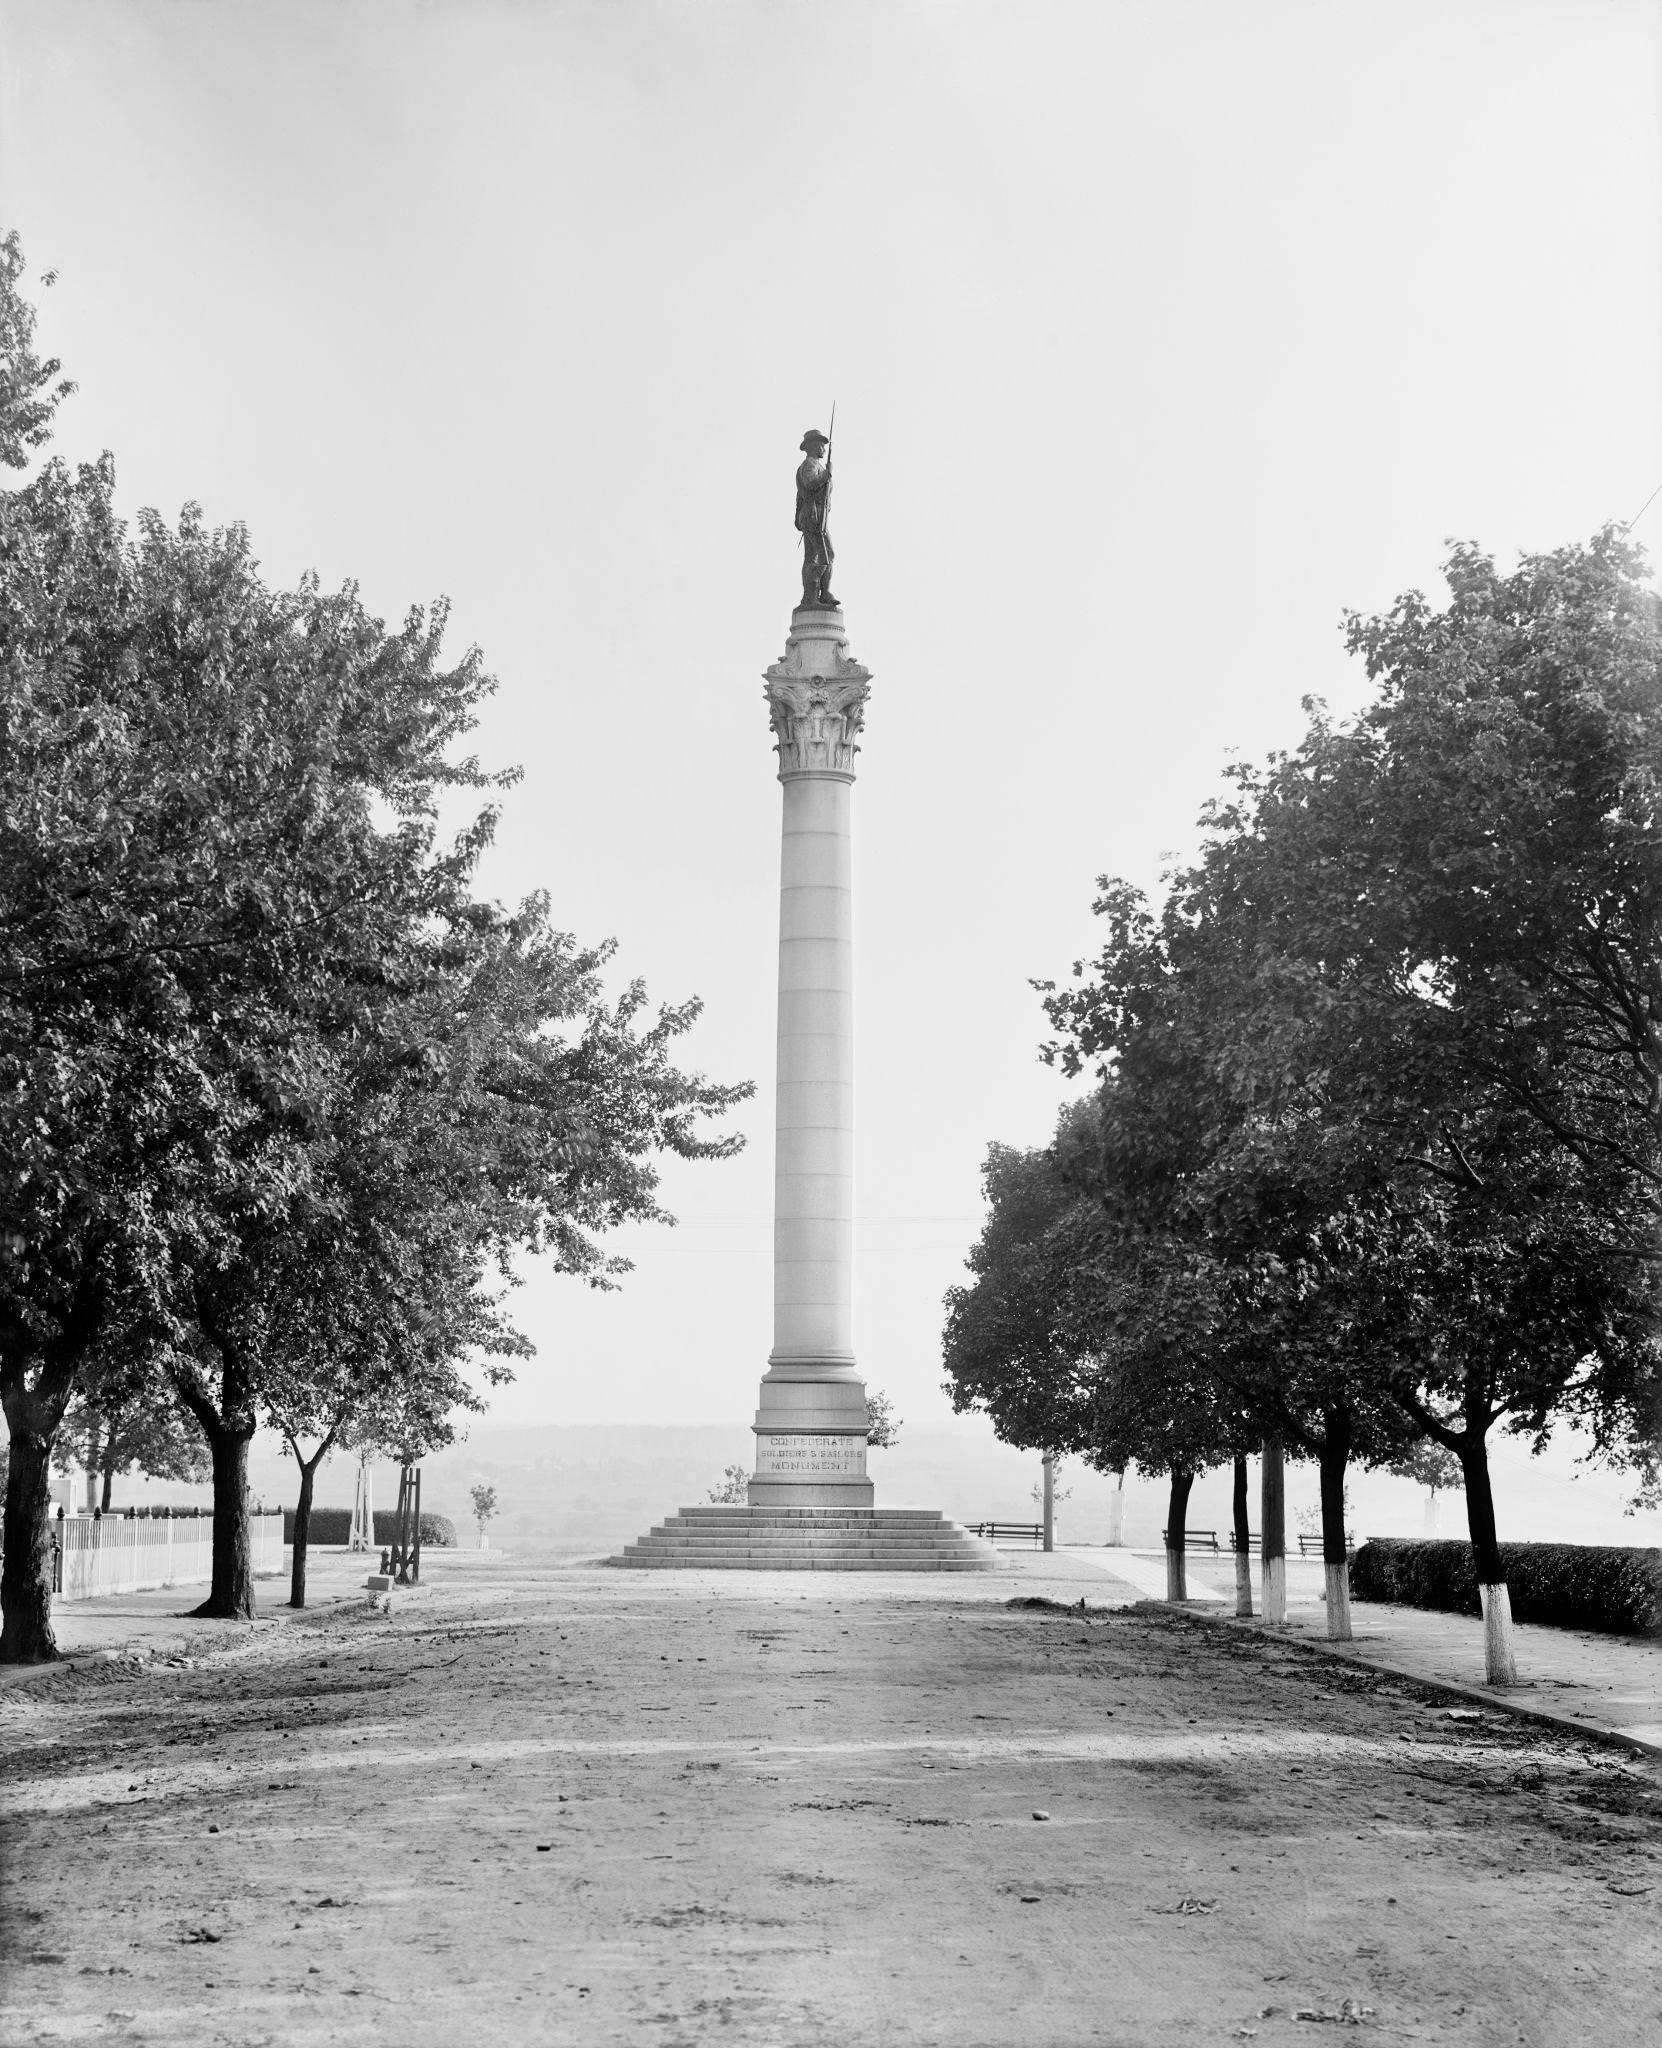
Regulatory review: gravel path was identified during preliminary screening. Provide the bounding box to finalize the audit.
[2,1550,1659,2045]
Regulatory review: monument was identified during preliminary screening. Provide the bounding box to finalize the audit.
[748,427,873,1509]
[613,430,992,1569]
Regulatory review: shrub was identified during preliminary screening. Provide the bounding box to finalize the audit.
[1351,1538,1662,1638]
[281,1507,457,1548]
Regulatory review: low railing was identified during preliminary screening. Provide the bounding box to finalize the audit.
[967,1521,1045,1548]
[51,1510,284,1600]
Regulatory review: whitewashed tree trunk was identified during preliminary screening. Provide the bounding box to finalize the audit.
[1166,1546,1187,1601]
[1324,1561,1352,1640]
[1260,1437,1287,1625]
[1107,1468,1126,1547]
[1480,1583,1518,1686]
[1041,1456,1055,1554]
[1235,1549,1254,1618]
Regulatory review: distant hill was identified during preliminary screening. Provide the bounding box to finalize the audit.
[74,1412,1659,1554]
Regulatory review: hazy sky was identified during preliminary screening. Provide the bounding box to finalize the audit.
[3,1,1659,1447]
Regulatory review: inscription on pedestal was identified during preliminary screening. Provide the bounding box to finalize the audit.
[754,1433,868,1478]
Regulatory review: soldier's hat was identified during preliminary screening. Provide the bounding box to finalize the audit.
[800,428,829,451]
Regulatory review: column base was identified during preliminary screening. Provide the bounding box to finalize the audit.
[746,1476,875,1509]
[750,1360,873,1509]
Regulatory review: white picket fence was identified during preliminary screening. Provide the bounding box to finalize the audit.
[54,1511,284,1600]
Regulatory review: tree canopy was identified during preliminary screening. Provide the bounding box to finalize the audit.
[0,240,749,1658]
[950,532,1661,1680]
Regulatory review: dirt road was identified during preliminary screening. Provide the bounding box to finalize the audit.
[3,1550,1659,2046]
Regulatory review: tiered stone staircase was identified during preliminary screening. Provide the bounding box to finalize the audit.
[610,1506,1000,1572]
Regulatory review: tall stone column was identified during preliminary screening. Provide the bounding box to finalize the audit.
[748,604,875,1509]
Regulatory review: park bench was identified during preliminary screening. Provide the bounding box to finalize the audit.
[1230,1531,1262,1553]
[1161,1529,1220,1553]
[1296,1534,1351,1557]
[968,1521,1044,1548]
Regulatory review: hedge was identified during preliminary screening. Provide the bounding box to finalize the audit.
[1351,1537,1662,1638]
[280,1507,457,1549]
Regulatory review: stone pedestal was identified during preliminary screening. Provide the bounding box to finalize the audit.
[749,606,874,1509]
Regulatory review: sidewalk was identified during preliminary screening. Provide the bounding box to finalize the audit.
[0,1545,392,1682]
[1079,1542,1662,1753]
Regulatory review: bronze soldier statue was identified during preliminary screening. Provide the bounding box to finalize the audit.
[795,428,837,609]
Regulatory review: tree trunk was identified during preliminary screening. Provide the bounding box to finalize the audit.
[1041,1455,1055,1553]
[1164,1466,1193,1601]
[84,1415,100,1513]
[0,1426,60,1663]
[1260,1435,1286,1625]
[1319,1409,1353,1642]
[1231,1453,1253,1618]
[191,1423,255,1620]
[1106,1466,1126,1547]
[99,1447,115,1513]
[285,1431,338,1610]
[290,1455,317,1609]
[1458,1431,1516,1686]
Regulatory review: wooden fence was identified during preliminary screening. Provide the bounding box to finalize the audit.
[53,1511,284,1600]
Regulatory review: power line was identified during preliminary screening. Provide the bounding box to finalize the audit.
[1620,480,1662,532]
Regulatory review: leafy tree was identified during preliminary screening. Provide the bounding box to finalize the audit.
[1332,534,1662,1198]
[864,1389,901,1449]
[1029,1460,1073,1507]
[0,249,749,1659]
[469,1483,498,1546]
[1039,910,1413,1634]
[942,1137,1096,1459]
[55,1368,207,1512]
[1041,537,1662,1680]
[942,1126,1247,1600]
[0,233,73,468]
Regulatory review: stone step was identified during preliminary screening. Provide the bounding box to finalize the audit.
[655,1510,956,1524]
[666,1513,953,1528]
[609,1502,1000,1572]
[644,1523,978,1541]
[630,1531,978,1540]
[622,1544,989,1562]
[613,1552,996,1572]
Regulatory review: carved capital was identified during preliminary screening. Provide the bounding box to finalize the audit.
[764,669,871,779]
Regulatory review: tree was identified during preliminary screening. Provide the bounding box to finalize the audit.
[56,1368,207,1512]
[864,1390,901,1449]
[0,444,484,1654]
[0,248,750,1658]
[469,1483,498,1547]
[706,1464,750,1504]
[943,1124,1248,1601]
[942,1136,1097,1462]
[0,233,73,469]
[1029,1460,1074,1508]
[1040,537,1662,1681]
[1388,1438,1462,1533]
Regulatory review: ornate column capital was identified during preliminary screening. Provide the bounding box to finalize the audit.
[764,671,870,780]
[763,608,872,781]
